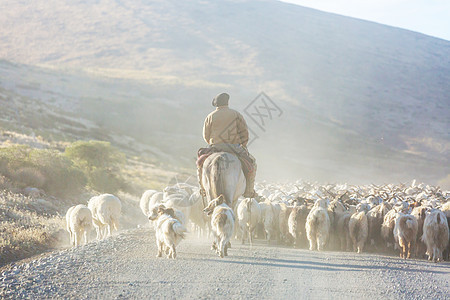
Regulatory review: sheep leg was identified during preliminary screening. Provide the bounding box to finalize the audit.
[309,235,316,251]
[406,243,411,259]
[169,244,176,259]
[68,230,74,246]
[74,232,79,247]
[249,226,253,246]
[219,239,225,258]
[346,234,352,251]
[357,241,363,254]
[435,248,441,262]
[339,237,345,251]
[107,224,112,238]
[352,237,357,252]
[95,226,101,240]
[211,241,217,251]
[317,236,324,251]
[224,242,229,256]
[156,240,163,257]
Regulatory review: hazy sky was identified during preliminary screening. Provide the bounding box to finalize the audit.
[280,0,450,41]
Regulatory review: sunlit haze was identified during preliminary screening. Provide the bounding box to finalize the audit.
[280,0,450,41]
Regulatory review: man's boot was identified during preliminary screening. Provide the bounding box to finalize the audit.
[243,173,257,198]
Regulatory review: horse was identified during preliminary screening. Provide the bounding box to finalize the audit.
[201,151,246,209]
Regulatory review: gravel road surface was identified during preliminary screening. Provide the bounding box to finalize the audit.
[1,228,449,299]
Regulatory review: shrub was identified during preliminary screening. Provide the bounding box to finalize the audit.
[89,167,124,194]
[11,167,46,189]
[29,149,87,196]
[65,140,126,193]
[0,145,87,196]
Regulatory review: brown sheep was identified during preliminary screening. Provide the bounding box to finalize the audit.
[279,203,294,245]
[367,202,391,250]
[336,212,352,251]
[411,206,427,258]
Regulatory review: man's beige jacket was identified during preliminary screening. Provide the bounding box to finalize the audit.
[203,106,249,146]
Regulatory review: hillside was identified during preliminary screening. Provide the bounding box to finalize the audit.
[0,0,449,185]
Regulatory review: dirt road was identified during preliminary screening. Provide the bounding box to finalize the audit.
[1,228,449,299]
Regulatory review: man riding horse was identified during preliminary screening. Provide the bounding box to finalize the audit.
[197,92,257,198]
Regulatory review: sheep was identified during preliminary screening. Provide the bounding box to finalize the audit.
[288,204,309,248]
[422,209,449,262]
[347,205,357,215]
[336,211,352,251]
[148,192,164,208]
[65,206,75,240]
[88,194,122,240]
[327,200,346,249]
[186,190,210,237]
[356,202,371,214]
[278,203,294,245]
[367,202,391,249]
[259,200,280,244]
[393,212,418,259]
[349,211,368,253]
[441,202,450,260]
[305,203,331,251]
[139,189,158,217]
[411,206,427,258]
[163,186,192,221]
[381,208,398,250]
[237,198,262,245]
[66,204,93,247]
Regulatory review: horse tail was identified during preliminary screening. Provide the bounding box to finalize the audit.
[211,154,229,205]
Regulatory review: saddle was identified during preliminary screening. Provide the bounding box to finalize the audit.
[196,147,219,168]
[196,146,255,175]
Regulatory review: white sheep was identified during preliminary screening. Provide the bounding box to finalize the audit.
[422,209,449,262]
[88,194,122,240]
[187,190,210,237]
[305,203,330,251]
[148,191,164,208]
[393,212,418,259]
[139,189,158,217]
[66,204,93,247]
[349,211,368,253]
[259,200,280,243]
[237,198,262,245]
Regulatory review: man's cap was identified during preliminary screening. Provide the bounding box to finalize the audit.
[212,93,230,107]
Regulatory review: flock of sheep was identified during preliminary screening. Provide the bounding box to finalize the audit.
[65,194,121,246]
[65,179,450,262]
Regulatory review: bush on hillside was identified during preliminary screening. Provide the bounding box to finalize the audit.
[0,145,87,196]
[65,140,126,193]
